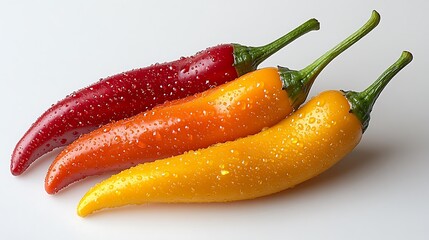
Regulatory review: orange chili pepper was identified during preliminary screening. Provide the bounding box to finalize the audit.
[45,11,380,194]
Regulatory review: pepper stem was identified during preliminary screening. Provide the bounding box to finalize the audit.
[280,10,380,109]
[233,18,320,76]
[344,51,413,132]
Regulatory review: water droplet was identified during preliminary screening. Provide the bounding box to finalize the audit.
[188,134,193,141]
[220,170,230,175]
[309,117,316,124]
[152,131,162,141]
[316,100,325,106]
[138,141,147,148]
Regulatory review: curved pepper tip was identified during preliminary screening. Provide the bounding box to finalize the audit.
[77,197,96,217]
[44,182,57,195]
[45,168,60,194]
[10,156,25,176]
[10,140,36,176]
[44,156,75,194]
[77,205,89,217]
[77,197,89,217]
[45,173,72,195]
[10,165,22,176]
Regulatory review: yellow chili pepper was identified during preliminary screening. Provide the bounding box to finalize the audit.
[77,51,412,217]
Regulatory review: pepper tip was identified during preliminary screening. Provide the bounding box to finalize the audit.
[10,155,24,176]
[44,183,56,195]
[10,167,22,176]
[77,201,90,217]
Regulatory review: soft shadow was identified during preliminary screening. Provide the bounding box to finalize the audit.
[263,141,399,202]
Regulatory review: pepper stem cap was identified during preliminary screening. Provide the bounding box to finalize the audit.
[233,18,320,76]
[280,10,380,109]
[344,51,413,132]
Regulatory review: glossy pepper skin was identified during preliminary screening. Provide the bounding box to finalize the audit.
[77,51,413,217]
[10,19,320,176]
[45,11,380,194]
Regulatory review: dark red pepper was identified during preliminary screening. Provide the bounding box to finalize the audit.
[10,19,319,175]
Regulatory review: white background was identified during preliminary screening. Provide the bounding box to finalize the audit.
[1,0,428,239]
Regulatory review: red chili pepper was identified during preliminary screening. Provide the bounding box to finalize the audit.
[10,19,320,176]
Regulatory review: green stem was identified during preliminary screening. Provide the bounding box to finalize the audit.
[233,18,320,76]
[281,10,380,109]
[344,51,413,132]
[251,18,320,68]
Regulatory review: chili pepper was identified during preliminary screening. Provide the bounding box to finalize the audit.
[45,11,379,194]
[77,51,413,217]
[10,19,320,176]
